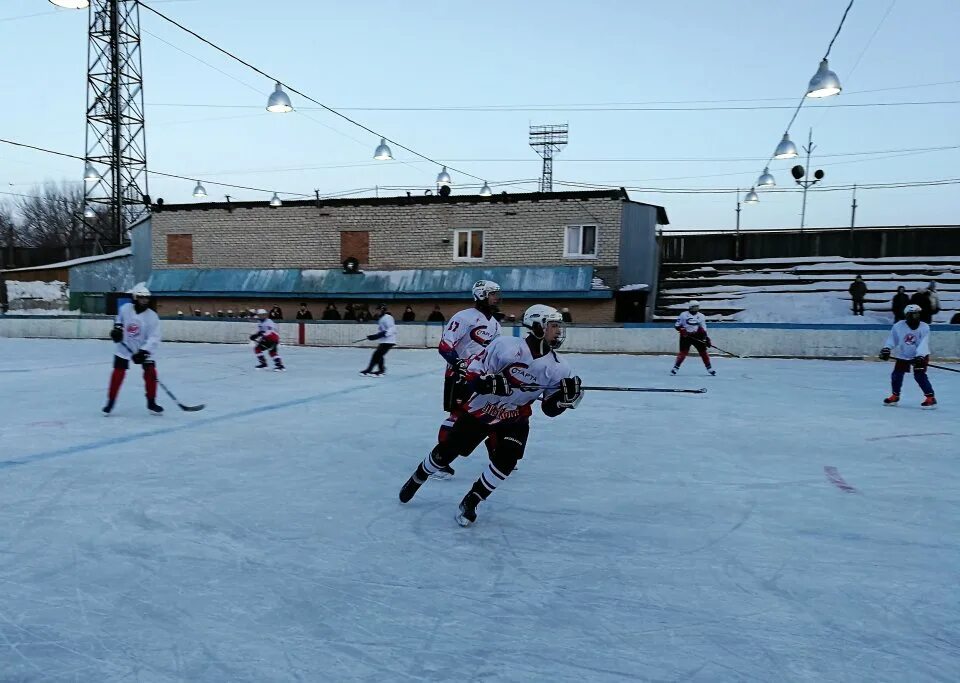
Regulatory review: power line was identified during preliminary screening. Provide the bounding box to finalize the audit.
[142,99,960,113]
[136,0,484,182]
[0,137,312,198]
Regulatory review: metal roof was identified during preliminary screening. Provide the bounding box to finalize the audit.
[152,188,669,225]
[148,266,612,300]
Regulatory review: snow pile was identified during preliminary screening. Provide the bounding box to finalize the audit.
[1,308,81,316]
[5,280,70,311]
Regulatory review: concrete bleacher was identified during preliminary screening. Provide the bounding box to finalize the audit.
[655,256,960,323]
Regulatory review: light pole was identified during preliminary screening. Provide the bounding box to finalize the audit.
[792,128,824,232]
[734,188,742,260]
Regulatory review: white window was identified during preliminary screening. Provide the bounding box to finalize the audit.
[564,225,598,258]
[454,229,485,261]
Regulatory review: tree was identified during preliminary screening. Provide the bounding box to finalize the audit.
[14,183,88,249]
[0,202,16,269]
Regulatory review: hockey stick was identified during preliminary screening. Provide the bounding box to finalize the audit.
[709,344,742,358]
[520,384,706,394]
[930,363,960,374]
[120,342,205,411]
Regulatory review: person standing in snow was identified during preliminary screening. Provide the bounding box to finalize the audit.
[849,275,867,316]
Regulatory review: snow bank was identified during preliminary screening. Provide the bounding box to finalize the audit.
[7,280,68,302]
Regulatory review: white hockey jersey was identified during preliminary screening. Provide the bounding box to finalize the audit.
[463,335,574,425]
[114,303,161,360]
[675,311,707,334]
[255,318,279,337]
[884,321,931,360]
[439,308,501,362]
[376,313,397,344]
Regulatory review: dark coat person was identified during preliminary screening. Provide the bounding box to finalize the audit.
[402,306,416,322]
[849,276,867,316]
[909,289,933,324]
[342,303,356,321]
[321,304,341,321]
[269,305,283,321]
[426,305,445,323]
[295,303,313,320]
[891,286,910,322]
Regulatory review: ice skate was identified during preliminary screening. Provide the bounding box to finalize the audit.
[670,366,679,375]
[455,491,482,527]
[255,358,268,369]
[921,395,937,410]
[883,393,900,406]
[102,400,115,415]
[147,400,164,415]
[430,464,455,480]
[399,472,427,503]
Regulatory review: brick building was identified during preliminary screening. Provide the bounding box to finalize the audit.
[147,188,668,323]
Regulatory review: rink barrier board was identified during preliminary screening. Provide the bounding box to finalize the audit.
[1,316,959,359]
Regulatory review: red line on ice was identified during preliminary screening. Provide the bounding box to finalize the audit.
[824,466,857,493]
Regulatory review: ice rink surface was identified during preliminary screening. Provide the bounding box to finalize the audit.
[0,338,957,682]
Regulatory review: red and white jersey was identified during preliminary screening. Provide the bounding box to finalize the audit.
[675,311,707,334]
[884,321,931,360]
[439,308,501,361]
[114,302,161,360]
[256,318,279,338]
[463,336,574,425]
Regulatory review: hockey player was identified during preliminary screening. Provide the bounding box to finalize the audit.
[671,300,715,376]
[880,303,936,408]
[360,303,396,376]
[433,280,503,478]
[398,304,583,526]
[250,308,285,371]
[103,282,162,415]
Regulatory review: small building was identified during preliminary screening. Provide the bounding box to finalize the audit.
[147,189,668,322]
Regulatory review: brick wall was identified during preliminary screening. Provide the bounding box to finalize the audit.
[154,297,616,325]
[151,196,624,271]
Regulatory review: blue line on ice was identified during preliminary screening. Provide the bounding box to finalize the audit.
[0,371,430,471]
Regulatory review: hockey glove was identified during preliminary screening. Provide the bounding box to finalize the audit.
[451,359,469,379]
[476,373,512,396]
[557,376,583,409]
[879,347,891,361]
[249,333,261,342]
[110,325,123,342]
[366,334,379,341]
[912,355,928,371]
[131,350,149,365]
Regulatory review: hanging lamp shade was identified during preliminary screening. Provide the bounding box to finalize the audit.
[192,181,207,198]
[266,82,293,113]
[83,163,100,183]
[757,167,776,188]
[774,133,799,159]
[373,138,393,161]
[436,166,452,186]
[269,192,282,207]
[806,58,842,98]
[744,188,759,204]
[49,0,89,8]
[479,181,492,197]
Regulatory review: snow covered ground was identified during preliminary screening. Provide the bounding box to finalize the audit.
[0,340,957,682]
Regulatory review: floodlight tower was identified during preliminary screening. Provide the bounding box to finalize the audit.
[529,124,568,193]
[54,0,149,247]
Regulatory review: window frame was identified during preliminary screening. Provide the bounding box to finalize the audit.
[563,224,598,259]
[453,228,485,261]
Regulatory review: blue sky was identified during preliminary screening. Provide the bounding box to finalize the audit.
[2,0,958,230]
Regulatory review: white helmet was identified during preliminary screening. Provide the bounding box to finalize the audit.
[688,300,700,311]
[256,308,268,316]
[129,282,151,298]
[522,304,565,348]
[904,304,922,316]
[472,280,502,302]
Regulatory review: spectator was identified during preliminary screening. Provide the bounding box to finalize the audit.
[321,303,341,321]
[193,309,202,317]
[910,288,933,324]
[269,305,283,321]
[402,305,416,322]
[426,305,445,323]
[927,283,941,319]
[355,304,371,323]
[561,307,573,323]
[227,309,234,318]
[343,303,357,321]
[950,311,960,325]
[216,310,224,318]
[296,302,313,320]
[849,275,867,316]
[891,286,909,322]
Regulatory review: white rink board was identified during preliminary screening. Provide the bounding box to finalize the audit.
[2,316,959,358]
[0,339,957,681]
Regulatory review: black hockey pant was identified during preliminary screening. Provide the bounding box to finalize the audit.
[364,343,394,373]
[415,412,528,501]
